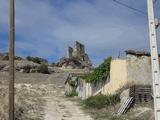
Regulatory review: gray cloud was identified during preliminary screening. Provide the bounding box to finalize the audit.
[0,0,153,65]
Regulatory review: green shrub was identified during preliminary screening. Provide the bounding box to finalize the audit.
[69,80,76,87]
[68,77,79,87]
[66,89,78,97]
[38,64,49,74]
[23,65,31,73]
[83,94,120,109]
[85,56,112,83]
[26,56,48,64]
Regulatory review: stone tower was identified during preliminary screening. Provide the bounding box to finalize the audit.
[66,41,92,69]
[75,41,85,60]
[67,47,73,58]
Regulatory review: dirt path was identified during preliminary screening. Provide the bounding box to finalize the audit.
[0,72,93,120]
[44,74,93,120]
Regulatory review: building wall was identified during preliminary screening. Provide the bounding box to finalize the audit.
[103,59,128,94]
[77,79,92,99]
[76,59,128,98]
[91,80,106,96]
[126,55,152,85]
[75,54,153,99]
[103,55,152,95]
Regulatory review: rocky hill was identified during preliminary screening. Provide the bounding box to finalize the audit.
[0,53,49,73]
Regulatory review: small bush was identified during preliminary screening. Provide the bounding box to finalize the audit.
[68,77,79,87]
[38,64,49,74]
[23,65,31,73]
[26,56,48,64]
[69,80,76,87]
[66,89,78,97]
[83,94,120,109]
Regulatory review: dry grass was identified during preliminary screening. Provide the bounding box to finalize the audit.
[0,86,8,120]
[71,96,154,120]
[0,72,51,120]
[0,84,48,120]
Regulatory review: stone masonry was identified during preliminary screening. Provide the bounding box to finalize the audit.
[59,41,92,70]
[68,41,86,60]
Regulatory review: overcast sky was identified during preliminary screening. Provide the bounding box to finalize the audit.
[1,0,160,65]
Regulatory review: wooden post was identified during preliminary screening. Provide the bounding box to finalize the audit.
[9,0,15,119]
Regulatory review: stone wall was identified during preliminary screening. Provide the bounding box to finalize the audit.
[75,41,85,60]
[68,41,86,60]
[127,54,152,85]
[68,47,73,58]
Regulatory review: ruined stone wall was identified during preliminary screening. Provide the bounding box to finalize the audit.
[80,44,85,60]
[126,54,152,85]
[75,41,85,60]
[65,41,92,70]
[68,47,73,58]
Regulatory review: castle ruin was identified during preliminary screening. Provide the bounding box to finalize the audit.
[68,41,87,61]
[64,41,92,69]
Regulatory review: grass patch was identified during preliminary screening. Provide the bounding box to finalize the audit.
[83,94,120,109]
[66,89,78,97]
